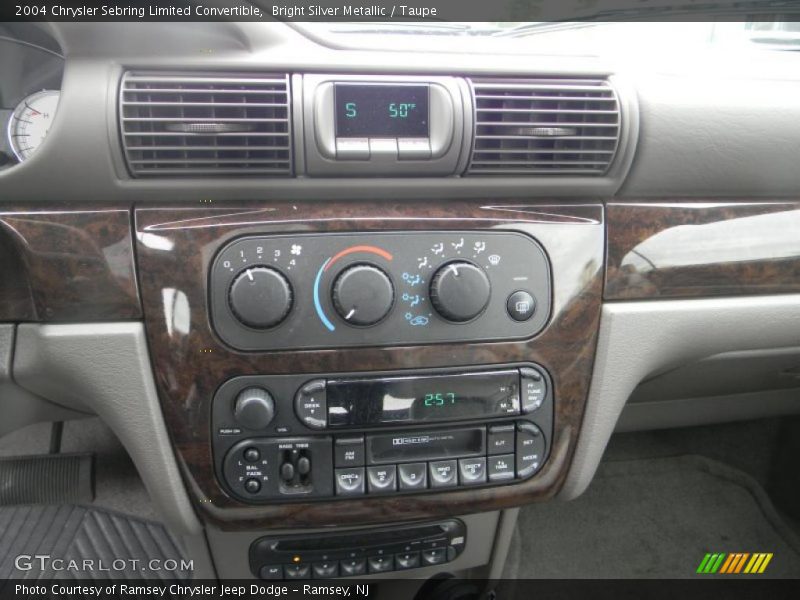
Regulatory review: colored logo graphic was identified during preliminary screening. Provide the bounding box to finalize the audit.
[696,552,773,574]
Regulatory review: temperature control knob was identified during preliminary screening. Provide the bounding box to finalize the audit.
[233,387,275,430]
[228,266,293,329]
[332,264,394,326]
[430,261,491,322]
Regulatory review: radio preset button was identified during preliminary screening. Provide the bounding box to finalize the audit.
[429,460,458,488]
[335,436,365,467]
[398,462,427,490]
[520,367,547,413]
[312,561,339,578]
[334,468,365,496]
[516,422,546,479]
[487,424,515,455]
[339,558,366,576]
[395,551,421,569]
[367,465,397,493]
[488,454,515,482]
[295,380,327,429]
[422,548,447,566]
[458,457,487,485]
[368,555,394,573]
[284,564,311,579]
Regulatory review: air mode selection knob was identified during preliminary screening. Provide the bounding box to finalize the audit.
[233,387,275,430]
[331,264,395,326]
[429,261,491,322]
[228,266,293,329]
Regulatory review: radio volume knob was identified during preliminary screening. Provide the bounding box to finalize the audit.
[228,266,293,329]
[331,264,394,326]
[233,387,275,430]
[429,261,491,322]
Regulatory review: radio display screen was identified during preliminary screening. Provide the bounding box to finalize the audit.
[327,370,520,427]
[334,84,429,138]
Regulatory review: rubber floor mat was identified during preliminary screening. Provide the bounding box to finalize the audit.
[504,455,800,578]
[0,505,190,580]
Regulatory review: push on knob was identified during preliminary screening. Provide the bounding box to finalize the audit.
[233,387,275,430]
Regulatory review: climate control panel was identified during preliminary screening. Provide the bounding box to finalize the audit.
[209,231,550,351]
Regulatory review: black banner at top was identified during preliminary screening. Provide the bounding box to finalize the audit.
[3,0,800,22]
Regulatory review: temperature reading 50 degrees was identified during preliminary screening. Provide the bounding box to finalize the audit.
[388,103,417,119]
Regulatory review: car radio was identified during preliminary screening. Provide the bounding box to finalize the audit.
[212,364,553,504]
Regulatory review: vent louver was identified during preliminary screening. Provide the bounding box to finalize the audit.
[120,72,292,177]
[468,78,621,176]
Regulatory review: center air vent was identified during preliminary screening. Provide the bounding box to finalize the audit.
[468,78,620,176]
[120,72,292,177]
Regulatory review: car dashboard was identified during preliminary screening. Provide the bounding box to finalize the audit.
[1,19,800,589]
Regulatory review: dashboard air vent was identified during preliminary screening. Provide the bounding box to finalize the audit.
[468,78,620,176]
[120,72,292,177]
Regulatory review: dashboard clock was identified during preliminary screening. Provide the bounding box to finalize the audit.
[7,90,61,162]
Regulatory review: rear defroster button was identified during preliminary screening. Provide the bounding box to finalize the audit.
[507,290,535,322]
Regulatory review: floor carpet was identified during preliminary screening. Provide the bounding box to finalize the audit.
[504,455,800,579]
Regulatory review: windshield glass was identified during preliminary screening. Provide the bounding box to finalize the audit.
[297,21,800,56]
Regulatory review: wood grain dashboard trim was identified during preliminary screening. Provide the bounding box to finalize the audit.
[134,201,604,530]
[606,201,800,300]
[0,205,141,321]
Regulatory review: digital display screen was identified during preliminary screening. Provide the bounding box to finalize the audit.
[326,370,520,427]
[334,84,429,138]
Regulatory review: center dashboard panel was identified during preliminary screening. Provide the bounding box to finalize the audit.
[134,200,604,529]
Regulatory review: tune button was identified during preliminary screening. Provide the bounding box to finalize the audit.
[519,368,547,413]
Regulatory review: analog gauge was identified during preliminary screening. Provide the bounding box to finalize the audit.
[7,90,60,162]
